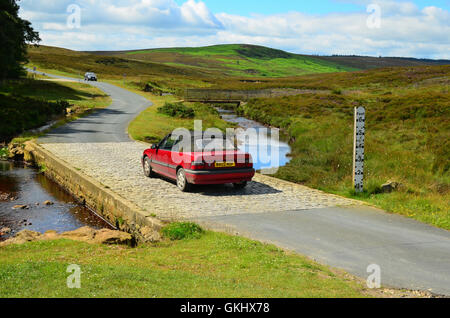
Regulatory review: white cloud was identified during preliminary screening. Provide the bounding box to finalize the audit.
[19,0,450,59]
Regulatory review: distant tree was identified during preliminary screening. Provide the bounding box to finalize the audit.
[0,0,40,81]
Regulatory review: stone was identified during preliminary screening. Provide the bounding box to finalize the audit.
[1,226,134,246]
[13,205,29,210]
[93,229,133,245]
[0,230,42,246]
[140,226,161,242]
[60,226,96,242]
[0,227,11,235]
[381,181,402,193]
[8,143,25,161]
[0,192,10,201]
[43,200,54,206]
[42,230,59,240]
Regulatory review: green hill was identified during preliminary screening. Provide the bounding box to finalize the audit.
[90,44,449,77]
[90,44,357,77]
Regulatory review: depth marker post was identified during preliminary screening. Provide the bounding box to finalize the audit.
[353,107,366,193]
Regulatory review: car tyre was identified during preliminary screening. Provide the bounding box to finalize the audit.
[233,181,248,189]
[143,157,155,178]
[176,168,191,192]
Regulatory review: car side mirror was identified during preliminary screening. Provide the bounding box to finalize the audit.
[151,144,158,150]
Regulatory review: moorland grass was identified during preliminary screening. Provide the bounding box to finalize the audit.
[122,44,356,77]
[236,67,450,229]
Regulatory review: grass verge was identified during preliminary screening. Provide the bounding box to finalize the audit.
[121,81,234,144]
[0,231,374,298]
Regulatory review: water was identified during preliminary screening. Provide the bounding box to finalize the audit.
[0,161,113,241]
[216,108,292,171]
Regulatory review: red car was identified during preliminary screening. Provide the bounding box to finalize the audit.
[142,132,255,192]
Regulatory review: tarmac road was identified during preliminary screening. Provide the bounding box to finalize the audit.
[29,69,151,144]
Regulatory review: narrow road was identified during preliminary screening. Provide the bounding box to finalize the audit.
[29,69,151,143]
[30,70,450,296]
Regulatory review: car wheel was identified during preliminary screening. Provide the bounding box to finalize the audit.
[143,157,155,178]
[233,181,248,189]
[176,168,191,192]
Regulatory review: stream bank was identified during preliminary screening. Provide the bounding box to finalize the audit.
[0,160,113,241]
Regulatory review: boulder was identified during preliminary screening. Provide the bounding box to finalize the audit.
[381,181,402,193]
[43,200,54,206]
[140,226,162,243]
[60,226,96,242]
[1,227,138,247]
[0,230,41,246]
[8,143,24,161]
[93,229,133,245]
[42,230,59,240]
[0,227,11,235]
[12,205,30,210]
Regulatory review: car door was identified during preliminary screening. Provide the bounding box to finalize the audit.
[156,134,179,178]
[151,136,169,174]
[164,135,183,179]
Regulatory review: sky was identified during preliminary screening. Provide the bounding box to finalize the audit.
[18,0,450,59]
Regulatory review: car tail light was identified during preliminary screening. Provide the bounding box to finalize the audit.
[191,160,205,170]
[245,156,253,168]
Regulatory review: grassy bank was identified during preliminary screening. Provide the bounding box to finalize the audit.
[0,77,111,143]
[0,230,375,298]
[118,82,234,144]
[236,66,449,229]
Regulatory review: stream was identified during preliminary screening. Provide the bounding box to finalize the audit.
[0,160,112,241]
[216,108,292,171]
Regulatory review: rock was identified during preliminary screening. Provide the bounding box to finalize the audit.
[140,226,161,242]
[0,192,10,201]
[93,229,133,245]
[0,227,11,235]
[381,181,402,193]
[8,143,24,161]
[12,205,30,210]
[43,200,54,206]
[42,230,59,240]
[60,226,96,242]
[1,226,135,247]
[0,230,42,246]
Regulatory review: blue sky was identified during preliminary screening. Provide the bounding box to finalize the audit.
[176,0,450,15]
[19,0,450,58]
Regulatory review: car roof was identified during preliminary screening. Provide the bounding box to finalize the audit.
[170,132,230,140]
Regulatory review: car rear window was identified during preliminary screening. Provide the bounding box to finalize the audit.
[194,138,236,151]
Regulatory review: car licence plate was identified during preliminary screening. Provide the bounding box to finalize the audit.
[215,162,236,168]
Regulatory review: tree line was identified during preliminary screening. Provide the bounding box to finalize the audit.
[0,0,40,81]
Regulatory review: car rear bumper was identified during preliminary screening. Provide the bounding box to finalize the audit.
[185,168,255,185]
